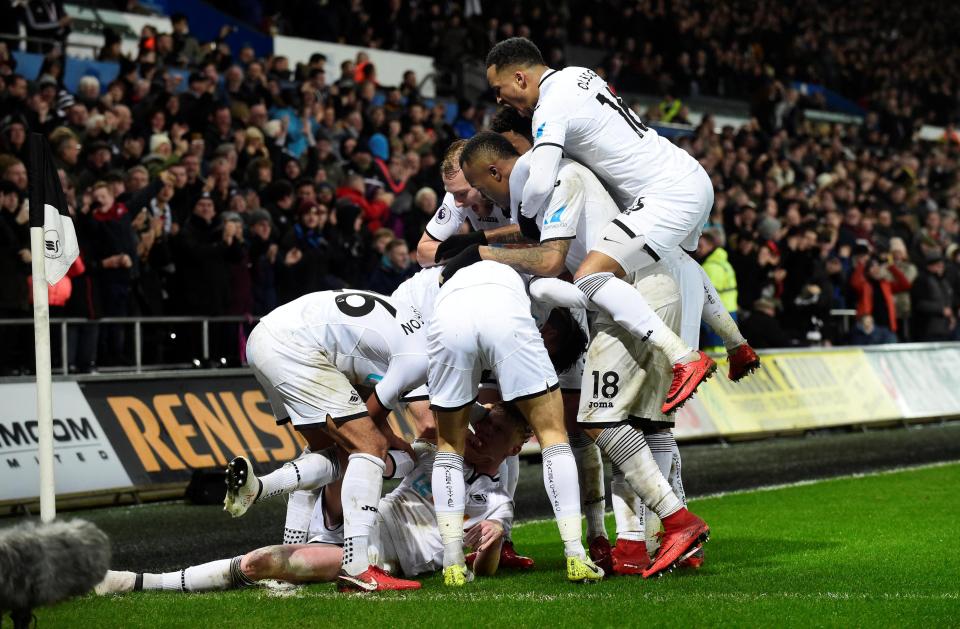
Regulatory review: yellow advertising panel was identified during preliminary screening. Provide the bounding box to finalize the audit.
[690,349,900,437]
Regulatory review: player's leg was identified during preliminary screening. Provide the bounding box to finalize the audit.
[579,299,708,578]
[322,415,418,591]
[609,463,650,575]
[512,389,602,583]
[241,543,343,584]
[683,254,760,380]
[475,384,534,569]
[575,244,714,414]
[565,391,609,569]
[96,555,256,594]
[432,405,474,585]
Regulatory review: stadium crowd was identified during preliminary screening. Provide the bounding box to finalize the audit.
[1,2,960,374]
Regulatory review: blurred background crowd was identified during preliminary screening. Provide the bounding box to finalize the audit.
[1,0,959,374]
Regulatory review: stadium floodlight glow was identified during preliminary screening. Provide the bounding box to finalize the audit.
[169,333,177,340]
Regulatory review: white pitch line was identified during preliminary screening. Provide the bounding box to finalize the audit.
[253,589,960,603]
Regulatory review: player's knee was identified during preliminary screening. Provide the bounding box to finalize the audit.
[575,251,625,281]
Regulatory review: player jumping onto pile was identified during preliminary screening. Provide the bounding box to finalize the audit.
[475,38,758,413]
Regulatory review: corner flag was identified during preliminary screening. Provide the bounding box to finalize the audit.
[28,132,79,284]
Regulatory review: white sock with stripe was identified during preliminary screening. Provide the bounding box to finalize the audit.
[595,424,682,519]
[341,452,385,576]
[575,272,691,363]
[541,442,587,558]
[570,431,607,541]
[433,451,467,568]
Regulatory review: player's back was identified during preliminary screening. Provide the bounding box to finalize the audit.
[533,66,701,208]
[539,159,620,274]
[392,267,443,322]
[259,290,426,378]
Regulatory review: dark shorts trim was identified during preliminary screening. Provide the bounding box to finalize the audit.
[430,395,479,412]
[541,235,575,243]
[503,381,560,403]
[399,394,430,403]
[575,417,656,430]
[611,218,636,238]
[560,387,581,394]
[329,410,370,427]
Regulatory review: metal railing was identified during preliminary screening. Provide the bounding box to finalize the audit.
[0,32,100,53]
[0,315,259,375]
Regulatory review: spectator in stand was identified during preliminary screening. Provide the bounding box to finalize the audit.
[696,229,738,352]
[911,250,956,341]
[889,238,919,339]
[849,254,912,344]
[739,297,792,349]
[0,179,29,374]
[366,238,417,296]
[173,192,244,364]
[403,187,438,250]
[247,209,278,315]
[77,181,138,365]
[277,201,341,302]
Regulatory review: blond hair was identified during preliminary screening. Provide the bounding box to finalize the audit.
[441,139,467,179]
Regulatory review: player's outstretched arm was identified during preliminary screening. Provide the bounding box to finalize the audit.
[479,238,571,277]
[521,143,563,218]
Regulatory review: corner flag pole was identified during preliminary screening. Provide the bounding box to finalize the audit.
[28,132,80,523]
[30,210,55,522]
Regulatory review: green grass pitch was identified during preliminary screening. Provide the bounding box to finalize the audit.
[36,463,960,628]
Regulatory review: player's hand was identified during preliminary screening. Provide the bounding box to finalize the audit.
[381,424,416,462]
[434,230,487,263]
[439,244,482,286]
[464,520,504,552]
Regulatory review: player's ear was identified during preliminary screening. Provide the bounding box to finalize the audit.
[515,70,526,88]
[489,164,500,181]
[508,443,523,457]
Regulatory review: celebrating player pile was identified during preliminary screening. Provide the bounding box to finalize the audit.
[96,35,761,597]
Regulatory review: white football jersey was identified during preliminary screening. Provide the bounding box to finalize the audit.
[425,192,513,241]
[532,67,702,209]
[258,291,428,409]
[391,266,443,323]
[509,152,621,273]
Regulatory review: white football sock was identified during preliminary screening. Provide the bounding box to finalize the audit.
[570,431,607,541]
[283,489,318,544]
[696,262,746,350]
[576,272,691,363]
[501,453,521,541]
[610,463,645,542]
[384,449,415,479]
[140,557,253,592]
[594,425,682,519]
[433,451,466,568]
[341,452,385,576]
[667,251,706,348]
[258,449,339,501]
[541,443,587,558]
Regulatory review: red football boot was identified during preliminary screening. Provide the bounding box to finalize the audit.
[642,509,710,578]
[727,343,760,382]
[499,540,535,570]
[611,539,650,576]
[588,536,613,574]
[662,351,717,414]
[337,565,421,592]
[677,545,704,570]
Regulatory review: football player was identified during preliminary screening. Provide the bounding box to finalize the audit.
[224,290,428,592]
[481,37,759,414]
[95,404,531,594]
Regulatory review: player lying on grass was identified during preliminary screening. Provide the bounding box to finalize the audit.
[392,264,608,571]
[427,259,604,585]
[231,289,430,592]
[95,404,530,594]
[446,134,709,578]
[454,38,760,414]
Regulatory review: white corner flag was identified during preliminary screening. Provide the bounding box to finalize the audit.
[27,132,79,522]
[28,133,79,284]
